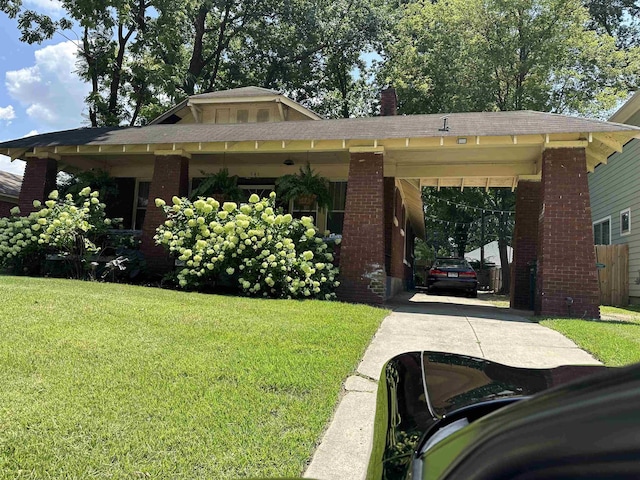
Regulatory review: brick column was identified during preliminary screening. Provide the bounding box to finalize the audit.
[536,148,600,318]
[18,157,57,213]
[510,181,541,310]
[141,153,189,272]
[337,151,386,304]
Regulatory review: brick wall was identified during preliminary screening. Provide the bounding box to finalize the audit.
[536,148,600,318]
[18,158,57,214]
[0,199,17,217]
[510,181,541,310]
[337,152,386,304]
[140,155,189,272]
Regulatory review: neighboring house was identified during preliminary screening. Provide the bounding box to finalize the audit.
[465,241,513,268]
[589,93,640,304]
[1,85,638,316]
[0,170,22,217]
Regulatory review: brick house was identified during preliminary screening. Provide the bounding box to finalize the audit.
[0,170,22,217]
[1,86,638,316]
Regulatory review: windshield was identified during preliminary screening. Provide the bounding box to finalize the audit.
[434,259,469,269]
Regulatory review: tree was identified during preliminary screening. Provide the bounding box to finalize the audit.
[1,0,153,127]
[379,0,635,117]
[422,187,515,294]
[583,0,640,48]
[1,0,388,126]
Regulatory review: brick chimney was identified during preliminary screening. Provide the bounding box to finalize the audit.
[380,87,397,116]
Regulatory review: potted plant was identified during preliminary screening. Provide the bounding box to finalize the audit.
[276,162,332,210]
[190,168,244,202]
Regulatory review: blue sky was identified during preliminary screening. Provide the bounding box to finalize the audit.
[0,2,90,177]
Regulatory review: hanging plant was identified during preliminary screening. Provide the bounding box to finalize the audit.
[190,168,244,202]
[275,162,332,211]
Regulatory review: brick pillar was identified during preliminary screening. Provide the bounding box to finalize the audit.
[337,151,386,304]
[141,153,189,272]
[18,157,57,213]
[380,88,397,116]
[510,181,541,310]
[536,148,600,318]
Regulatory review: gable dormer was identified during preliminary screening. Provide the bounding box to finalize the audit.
[150,86,322,125]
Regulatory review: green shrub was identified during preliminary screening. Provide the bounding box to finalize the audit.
[154,192,340,299]
[0,188,119,278]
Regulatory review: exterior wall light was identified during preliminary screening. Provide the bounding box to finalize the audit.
[457,137,467,144]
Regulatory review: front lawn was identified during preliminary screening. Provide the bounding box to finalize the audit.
[601,304,640,320]
[541,315,640,367]
[0,276,388,478]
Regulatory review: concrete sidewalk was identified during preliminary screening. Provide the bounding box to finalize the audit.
[303,292,601,480]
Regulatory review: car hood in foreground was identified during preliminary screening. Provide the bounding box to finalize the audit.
[366,351,606,480]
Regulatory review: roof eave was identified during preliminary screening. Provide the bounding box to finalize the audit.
[148,99,188,125]
[609,91,640,124]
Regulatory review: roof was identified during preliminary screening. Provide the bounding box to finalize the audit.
[189,86,279,99]
[149,86,322,125]
[609,91,640,127]
[465,241,513,267]
[2,111,638,149]
[0,170,23,198]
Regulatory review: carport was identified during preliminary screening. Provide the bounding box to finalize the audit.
[1,87,639,317]
[376,110,640,318]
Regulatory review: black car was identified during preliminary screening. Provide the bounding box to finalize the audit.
[426,258,478,297]
[365,351,640,480]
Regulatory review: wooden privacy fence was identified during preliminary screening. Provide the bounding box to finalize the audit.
[595,244,629,307]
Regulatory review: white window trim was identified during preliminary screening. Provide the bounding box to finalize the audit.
[593,215,612,245]
[620,208,631,237]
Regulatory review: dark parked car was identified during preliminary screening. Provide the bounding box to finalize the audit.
[365,351,640,480]
[426,258,478,297]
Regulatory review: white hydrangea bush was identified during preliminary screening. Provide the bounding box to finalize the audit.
[0,187,117,271]
[154,192,340,299]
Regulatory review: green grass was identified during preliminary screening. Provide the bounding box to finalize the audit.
[0,276,388,478]
[540,316,640,367]
[601,304,640,319]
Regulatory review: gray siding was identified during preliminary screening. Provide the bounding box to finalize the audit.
[589,139,640,302]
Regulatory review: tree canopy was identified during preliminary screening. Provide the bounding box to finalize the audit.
[1,0,387,126]
[379,0,637,117]
[2,0,639,125]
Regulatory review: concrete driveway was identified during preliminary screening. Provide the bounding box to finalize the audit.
[304,291,600,480]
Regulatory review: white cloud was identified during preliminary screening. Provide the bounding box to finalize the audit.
[24,0,64,16]
[0,155,25,176]
[0,105,16,121]
[5,40,90,129]
[23,130,39,137]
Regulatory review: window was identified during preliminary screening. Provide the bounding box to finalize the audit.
[236,109,249,123]
[621,208,631,236]
[215,108,230,124]
[327,182,347,235]
[134,181,151,230]
[257,109,270,123]
[593,217,611,245]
